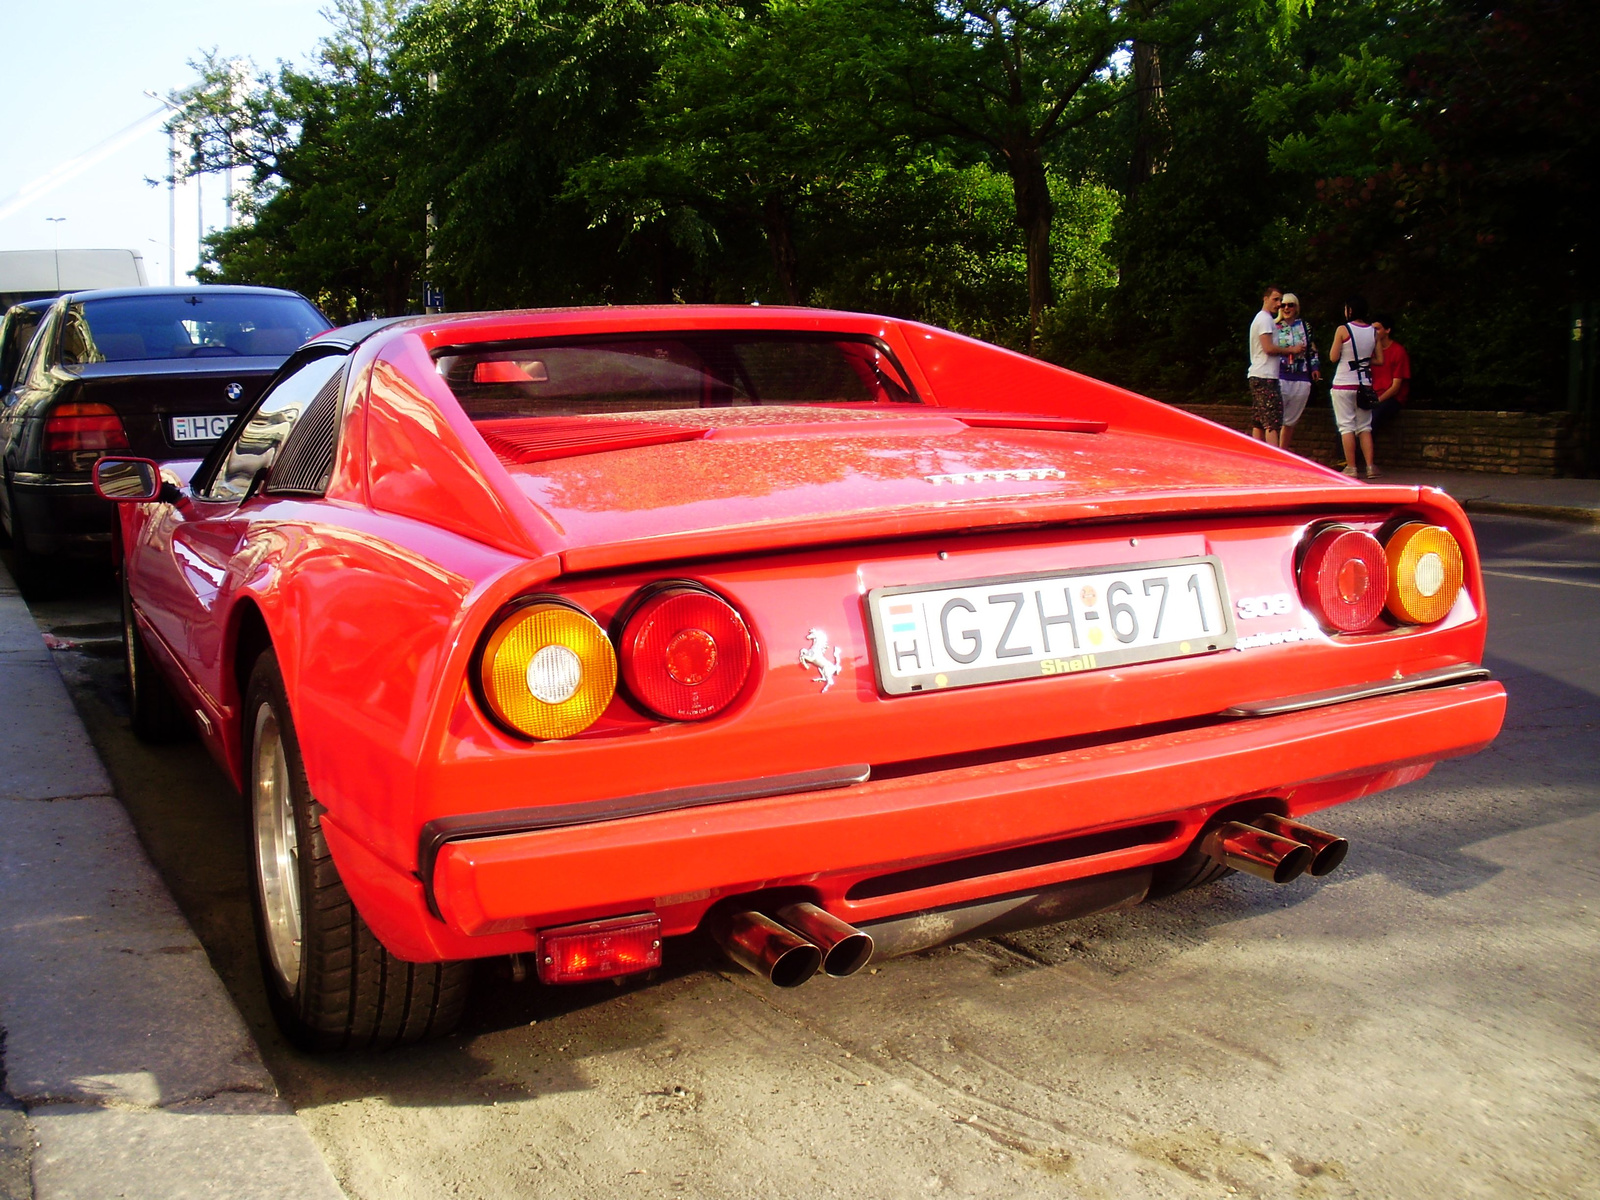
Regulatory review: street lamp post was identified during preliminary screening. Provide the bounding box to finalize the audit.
[46,217,66,291]
[143,90,187,286]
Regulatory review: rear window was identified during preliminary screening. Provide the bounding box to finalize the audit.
[435,333,917,418]
[60,294,330,364]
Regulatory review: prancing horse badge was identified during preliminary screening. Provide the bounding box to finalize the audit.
[799,628,842,692]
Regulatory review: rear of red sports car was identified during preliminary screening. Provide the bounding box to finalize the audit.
[296,309,1503,1004]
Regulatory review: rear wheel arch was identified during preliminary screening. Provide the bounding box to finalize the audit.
[230,599,274,720]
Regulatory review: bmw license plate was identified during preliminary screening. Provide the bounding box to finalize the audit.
[170,414,233,443]
[867,557,1235,695]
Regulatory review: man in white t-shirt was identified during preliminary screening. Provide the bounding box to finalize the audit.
[1246,285,1302,446]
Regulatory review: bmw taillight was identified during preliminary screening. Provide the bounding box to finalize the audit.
[474,598,617,740]
[619,583,754,721]
[1298,526,1389,632]
[1384,523,1464,624]
[45,402,130,470]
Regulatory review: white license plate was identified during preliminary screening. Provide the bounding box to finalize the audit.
[867,557,1235,695]
[170,414,233,443]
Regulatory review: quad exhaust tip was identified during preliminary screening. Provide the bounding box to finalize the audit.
[712,905,874,987]
[1201,816,1349,883]
[776,902,874,978]
[1251,813,1349,877]
[717,911,822,988]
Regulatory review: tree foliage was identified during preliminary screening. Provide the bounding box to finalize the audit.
[178,0,1593,408]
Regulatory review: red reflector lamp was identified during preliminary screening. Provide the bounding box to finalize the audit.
[1298,526,1389,632]
[620,583,754,721]
[536,913,662,985]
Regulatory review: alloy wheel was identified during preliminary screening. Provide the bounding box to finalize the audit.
[252,704,303,991]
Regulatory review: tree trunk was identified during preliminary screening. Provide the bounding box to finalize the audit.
[654,230,675,303]
[1129,37,1169,195]
[1006,145,1054,343]
[762,193,802,305]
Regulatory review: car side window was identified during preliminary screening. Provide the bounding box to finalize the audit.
[197,354,345,503]
[11,307,57,390]
[1,310,42,391]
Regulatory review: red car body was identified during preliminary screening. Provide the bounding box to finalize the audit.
[113,306,1504,973]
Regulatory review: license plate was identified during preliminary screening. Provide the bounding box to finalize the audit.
[170,414,233,443]
[867,556,1235,695]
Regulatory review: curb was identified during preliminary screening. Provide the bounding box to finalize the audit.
[0,558,344,1200]
[1460,498,1600,525]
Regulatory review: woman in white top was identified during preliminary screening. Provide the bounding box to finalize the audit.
[1327,295,1385,478]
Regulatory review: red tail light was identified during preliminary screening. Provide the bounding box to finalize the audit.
[537,914,662,985]
[1299,526,1389,632]
[45,403,130,454]
[619,583,754,721]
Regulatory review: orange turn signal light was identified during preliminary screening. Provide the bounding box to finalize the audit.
[1384,523,1464,625]
[476,599,616,739]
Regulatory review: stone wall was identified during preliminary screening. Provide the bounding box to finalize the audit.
[1173,402,1577,476]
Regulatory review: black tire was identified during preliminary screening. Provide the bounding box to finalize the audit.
[122,571,191,742]
[5,482,55,599]
[1146,840,1234,900]
[245,649,471,1050]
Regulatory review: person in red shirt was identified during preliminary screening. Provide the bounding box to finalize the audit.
[1371,314,1411,432]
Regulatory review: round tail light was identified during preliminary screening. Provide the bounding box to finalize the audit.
[476,600,616,740]
[1298,526,1389,632]
[1385,523,1464,624]
[620,584,754,721]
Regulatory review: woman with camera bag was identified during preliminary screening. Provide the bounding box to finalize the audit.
[1327,295,1384,479]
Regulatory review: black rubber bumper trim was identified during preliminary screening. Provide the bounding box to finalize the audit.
[417,763,871,919]
[1220,663,1491,718]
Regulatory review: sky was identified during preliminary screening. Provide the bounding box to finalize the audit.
[0,0,336,284]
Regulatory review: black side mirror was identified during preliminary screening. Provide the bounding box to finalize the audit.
[93,456,164,502]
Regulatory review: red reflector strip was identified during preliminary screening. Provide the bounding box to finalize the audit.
[536,913,662,985]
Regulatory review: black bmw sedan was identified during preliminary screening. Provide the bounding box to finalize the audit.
[0,285,330,589]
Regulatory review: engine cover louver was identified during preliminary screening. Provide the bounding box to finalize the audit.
[267,367,346,496]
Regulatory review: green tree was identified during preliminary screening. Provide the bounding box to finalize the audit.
[804,0,1175,339]
[394,0,668,308]
[178,0,422,320]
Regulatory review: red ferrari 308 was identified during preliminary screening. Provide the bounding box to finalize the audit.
[95,306,1504,1049]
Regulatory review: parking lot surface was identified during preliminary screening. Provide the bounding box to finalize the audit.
[17,512,1599,1199]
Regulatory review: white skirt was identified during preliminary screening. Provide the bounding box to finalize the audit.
[1331,386,1373,434]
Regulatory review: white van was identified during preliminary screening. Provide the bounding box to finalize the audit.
[0,248,148,309]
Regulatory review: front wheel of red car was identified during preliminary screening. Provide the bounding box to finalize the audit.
[245,650,472,1050]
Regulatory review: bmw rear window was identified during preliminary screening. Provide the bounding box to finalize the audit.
[435,333,918,417]
[60,294,330,363]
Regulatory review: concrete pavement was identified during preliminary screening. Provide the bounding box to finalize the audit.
[1374,469,1600,523]
[0,559,342,1200]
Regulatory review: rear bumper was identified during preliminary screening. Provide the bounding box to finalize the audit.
[397,678,1503,951]
[10,474,112,558]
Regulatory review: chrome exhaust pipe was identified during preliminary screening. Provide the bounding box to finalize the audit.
[1250,814,1349,877]
[714,911,822,988]
[776,903,874,977]
[1201,821,1312,884]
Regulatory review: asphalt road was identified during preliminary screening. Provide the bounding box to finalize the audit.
[12,512,1599,1200]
